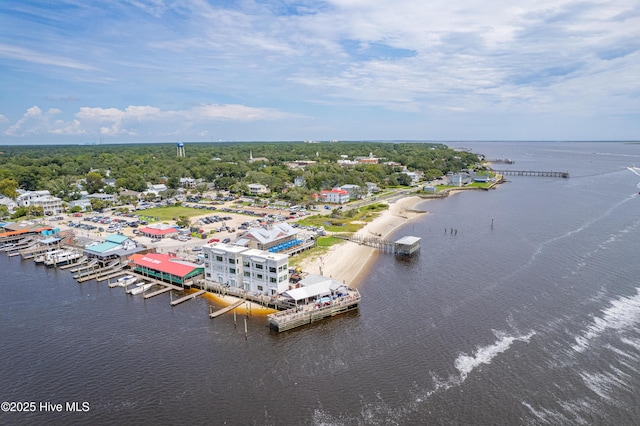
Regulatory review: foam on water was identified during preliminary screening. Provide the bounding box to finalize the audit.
[572,288,640,353]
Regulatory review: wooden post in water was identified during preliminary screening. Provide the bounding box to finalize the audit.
[233,309,237,326]
[244,317,248,340]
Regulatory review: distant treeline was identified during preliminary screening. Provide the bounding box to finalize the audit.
[0,142,480,198]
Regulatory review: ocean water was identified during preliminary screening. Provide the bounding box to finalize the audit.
[1,141,639,425]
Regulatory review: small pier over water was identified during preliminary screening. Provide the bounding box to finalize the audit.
[335,234,421,255]
[493,169,569,178]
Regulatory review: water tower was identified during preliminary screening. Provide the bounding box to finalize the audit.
[177,142,185,157]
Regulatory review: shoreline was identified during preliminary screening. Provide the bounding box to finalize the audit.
[295,195,428,287]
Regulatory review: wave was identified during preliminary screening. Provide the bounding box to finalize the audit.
[454,330,536,381]
[572,288,640,353]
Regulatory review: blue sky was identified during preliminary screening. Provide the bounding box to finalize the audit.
[1,0,639,144]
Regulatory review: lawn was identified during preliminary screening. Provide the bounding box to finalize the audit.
[297,203,388,233]
[136,206,205,221]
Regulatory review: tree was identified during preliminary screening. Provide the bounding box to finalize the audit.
[84,172,104,194]
[194,183,209,198]
[89,198,108,211]
[176,216,191,229]
[47,176,79,200]
[0,178,19,198]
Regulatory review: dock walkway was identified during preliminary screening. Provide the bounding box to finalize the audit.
[171,290,206,306]
[209,299,245,318]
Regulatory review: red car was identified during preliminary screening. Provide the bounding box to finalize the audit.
[208,238,220,243]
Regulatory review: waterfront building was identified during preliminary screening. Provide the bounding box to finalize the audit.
[241,249,289,295]
[202,243,289,296]
[129,252,203,287]
[83,234,146,262]
[68,198,93,211]
[202,242,248,288]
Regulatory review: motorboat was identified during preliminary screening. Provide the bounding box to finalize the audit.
[129,283,153,295]
[116,275,138,287]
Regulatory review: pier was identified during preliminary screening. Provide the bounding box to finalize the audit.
[171,290,206,306]
[334,234,421,255]
[210,299,245,318]
[493,169,569,178]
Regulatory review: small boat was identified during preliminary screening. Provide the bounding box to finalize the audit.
[35,249,64,264]
[129,283,153,295]
[45,250,83,267]
[116,275,137,287]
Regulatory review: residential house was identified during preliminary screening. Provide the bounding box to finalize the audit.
[247,183,269,195]
[339,184,362,200]
[16,190,64,215]
[320,188,350,204]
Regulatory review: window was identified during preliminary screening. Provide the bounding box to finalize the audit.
[269,267,276,273]
[256,273,263,280]
[244,271,250,277]
[204,253,209,259]
[270,277,277,283]
[257,285,263,292]
[216,256,223,262]
[228,258,235,264]
[254,263,264,270]
[205,262,210,268]
[243,261,250,267]
[230,268,236,274]
[206,272,211,278]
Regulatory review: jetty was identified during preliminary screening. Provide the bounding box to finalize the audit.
[209,299,245,318]
[171,290,206,306]
[493,169,569,178]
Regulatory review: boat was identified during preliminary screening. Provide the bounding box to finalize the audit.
[45,250,83,267]
[129,283,153,295]
[116,275,138,287]
[35,249,65,264]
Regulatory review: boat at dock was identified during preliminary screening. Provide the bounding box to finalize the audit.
[116,275,137,287]
[35,249,65,264]
[129,283,153,295]
[44,250,83,267]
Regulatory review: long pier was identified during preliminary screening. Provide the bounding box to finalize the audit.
[493,169,569,178]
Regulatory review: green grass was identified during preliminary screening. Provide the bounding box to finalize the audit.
[297,203,388,232]
[289,236,344,268]
[136,206,206,221]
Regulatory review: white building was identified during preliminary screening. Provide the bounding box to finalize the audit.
[320,188,350,204]
[241,249,289,295]
[339,184,362,200]
[16,190,64,215]
[236,223,298,251]
[203,243,248,288]
[179,177,197,188]
[87,193,117,203]
[202,243,289,296]
[0,195,17,213]
[145,183,167,197]
[68,199,93,211]
[247,183,269,195]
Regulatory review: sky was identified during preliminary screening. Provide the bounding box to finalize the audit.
[0,0,639,144]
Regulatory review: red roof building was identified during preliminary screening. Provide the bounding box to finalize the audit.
[139,225,178,238]
[129,253,203,286]
[320,189,350,204]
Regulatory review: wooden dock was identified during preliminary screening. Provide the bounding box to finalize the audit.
[334,234,421,255]
[493,169,569,178]
[209,299,245,318]
[144,286,173,299]
[171,290,206,306]
[57,256,87,269]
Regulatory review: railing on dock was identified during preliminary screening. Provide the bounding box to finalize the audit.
[493,169,569,178]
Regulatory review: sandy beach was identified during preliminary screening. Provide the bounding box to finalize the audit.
[296,195,428,287]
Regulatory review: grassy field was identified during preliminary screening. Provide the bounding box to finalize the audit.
[136,206,206,221]
[297,203,388,232]
[288,236,343,268]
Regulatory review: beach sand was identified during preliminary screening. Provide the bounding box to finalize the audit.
[296,195,428,287]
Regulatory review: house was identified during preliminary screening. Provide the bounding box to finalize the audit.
[179,177,197,188]
[365,182,380,195]
[355,152,379,164]
[448,173,472,187]
[202,243,289,296]
[0,195,17,213]
[320,188,350,204]
[87,193,117,203]
[145,183,167,197]
[247,183,269,195]
[68,198,93,211]
[16,190,64,216]
[83,234,145,262]
[401,168,424,185]
[339,184,362,200]
[293,176,305,187]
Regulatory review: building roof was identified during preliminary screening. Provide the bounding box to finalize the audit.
[284,275,347,301]
[85,241,120,253]
[321,189,349,195]
[395,236,421,245]
[130,253,203,277]
[105,234,129,244]
[139,225,178,236]
[242,223,296,245]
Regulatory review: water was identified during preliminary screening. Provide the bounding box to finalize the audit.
[2,141,640,425]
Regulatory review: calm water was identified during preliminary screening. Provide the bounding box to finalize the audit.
[1,141,640,425]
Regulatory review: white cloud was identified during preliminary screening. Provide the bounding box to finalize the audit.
[0,43,96,70]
